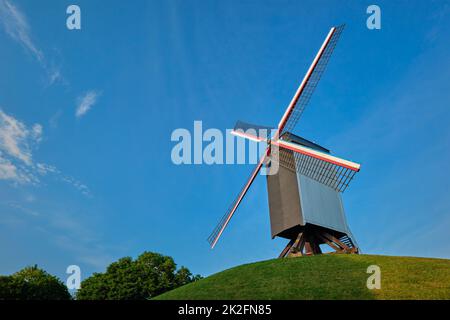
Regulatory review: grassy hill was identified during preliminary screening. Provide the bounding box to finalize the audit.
[155,254,450,300]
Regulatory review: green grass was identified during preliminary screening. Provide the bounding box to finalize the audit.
[155,254,450,300]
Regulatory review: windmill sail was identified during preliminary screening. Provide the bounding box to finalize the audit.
[277,25,345,137]
[207,157,266,248]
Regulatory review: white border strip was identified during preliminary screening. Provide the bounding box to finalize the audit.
[230,129,266,142]
[274,139,361,172]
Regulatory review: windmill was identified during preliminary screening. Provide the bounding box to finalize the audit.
[207,25,361,257]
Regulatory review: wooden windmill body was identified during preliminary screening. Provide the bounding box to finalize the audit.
[208,25,361,257]
[266,133,358,257]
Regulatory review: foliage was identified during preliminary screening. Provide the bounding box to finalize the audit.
[0,265,71,300]
[154,254,450,300]
[76,251,201,300]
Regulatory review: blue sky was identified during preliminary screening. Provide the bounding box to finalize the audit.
[0,0,449,283]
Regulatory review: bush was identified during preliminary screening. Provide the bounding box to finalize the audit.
[76,251,201,300]
[0,265,71,300]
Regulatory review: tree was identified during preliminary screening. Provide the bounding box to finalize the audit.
[76,252,201,300]
[0,265,71,300]
[0,276,20,299]
[175,266,199,287]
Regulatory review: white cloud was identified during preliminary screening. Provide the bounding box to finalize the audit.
[31,123,43,143]
[0,155,36,184]
[0,108,42,184]
[0,156,18,180]
[36,162,58,175]
[0,0,63,85]
[0,109,91,195]
[9,202,40,217]
[61,176,91,197]
[49,110,62,129]
[48,66,62,84]
[0,109,37,166]
[76,91,101,118]
[0,0,43,62]
[37,162,92,197]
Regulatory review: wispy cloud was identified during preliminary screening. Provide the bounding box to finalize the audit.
[31,123,43,143]
[0,108,41,184]
[76,91,101,118]
[0,109,91,196]
[0,156,23,181]
[0,0,62,85]
[9,202,40,217]
[47,66,63,87]
[0,108,40,172]
[49,110,62,129]
[37,163,92,197]
[0,0,43,61]
[2,201,113,269]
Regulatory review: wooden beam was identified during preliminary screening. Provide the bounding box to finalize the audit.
[290,232,304,253]
[298,236,306,255]
[313,241,322,254]
[278,239,295,258]
[304,236,314,255]
[307,233,320,255]
[279,229,358,258]
[322,231,351,252]
[315,232,342,252]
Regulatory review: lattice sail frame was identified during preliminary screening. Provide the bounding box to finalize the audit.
[273,144,357,193]
[207,157,266,248]
[207,161,264,246]
[279,25,345,136]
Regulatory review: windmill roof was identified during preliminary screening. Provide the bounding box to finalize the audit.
[280,132,330,154]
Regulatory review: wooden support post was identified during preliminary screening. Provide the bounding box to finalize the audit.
[315,232,342,252]
[312,240,322,254]
[322,231,351,252]
[304,236,314,255]
[278,229,358,258]
[289,232,304,254]
[278,239,294,258]
[298,236,306,255]
[309,233,321,254]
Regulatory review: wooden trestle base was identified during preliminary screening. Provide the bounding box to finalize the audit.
[278,229,359,258]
